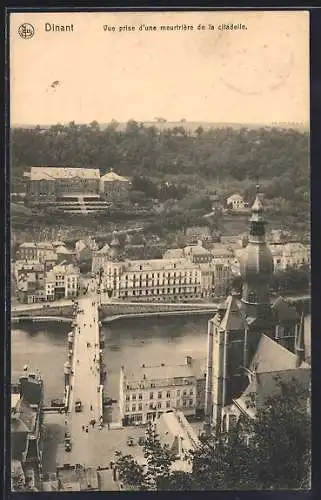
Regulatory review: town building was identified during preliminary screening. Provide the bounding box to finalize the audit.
[96,233,203,301]
[14,262,46,304]
[44,263,80,300]
[100,168,130,201]
[119,356,205,426]
[226,193,245,210]
[11,370,44,489]
[185,226,213,245]
[236,241,310,273]
[17,242,55,262]
[164,242,234,298]
[204,187,311,436]
[154,410,201,472]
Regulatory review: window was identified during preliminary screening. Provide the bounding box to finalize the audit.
[189,399,193,406]
[132,405,136,412]
[183,391,187,396]
[132,394,136,400]
[126,395,130,401]
[183,400,187,406]
[125,405,129,412]
[138,403,142,411]
[149,403,154,409]
[157,402,162,409]
[189,389,193,395]
[158,391,162,399]
[177,390,180,396]
[150,392,154,399]
[166,401,170,408]
[138,393,142,400]
[166,391,171,398]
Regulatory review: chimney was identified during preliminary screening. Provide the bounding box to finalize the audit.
[186,356,192,366]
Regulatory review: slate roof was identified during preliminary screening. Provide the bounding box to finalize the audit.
[249,334,310,374]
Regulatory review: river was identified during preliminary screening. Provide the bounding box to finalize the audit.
[11,314,311,403]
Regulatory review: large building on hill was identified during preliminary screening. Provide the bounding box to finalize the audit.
[204,187,310,435]
[23,166,130,212]
[100,168,130,201]
[24,167,101,199]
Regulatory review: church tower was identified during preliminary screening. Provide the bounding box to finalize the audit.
[240,186,274,327]
[204,294,247,434]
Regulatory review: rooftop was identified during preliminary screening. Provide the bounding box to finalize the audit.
[156,410,200,453]
[122,258,199,272]
[100,169,129,182]
[29,166,100,181]
[123,362,196,382]
[250,334,310,374]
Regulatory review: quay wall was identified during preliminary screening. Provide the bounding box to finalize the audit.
[11,295,310,322]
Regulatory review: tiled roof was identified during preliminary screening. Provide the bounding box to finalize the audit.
[29,167,100,180]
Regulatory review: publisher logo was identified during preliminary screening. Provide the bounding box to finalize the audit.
[18,23,35,39]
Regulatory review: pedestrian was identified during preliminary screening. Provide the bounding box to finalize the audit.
[85,426,89,433]
[90,405,93,411]
[107,423,110,430]
[77,359,79,364]
[82,425,85,431]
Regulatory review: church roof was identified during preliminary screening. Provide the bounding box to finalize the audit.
[233,334,310,418]
[219,295,246,331]
[249,334,310,374]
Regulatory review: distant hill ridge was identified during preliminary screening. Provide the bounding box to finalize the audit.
[12,121,308,132]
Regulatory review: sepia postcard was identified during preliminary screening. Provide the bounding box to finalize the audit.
[8,10,310,492]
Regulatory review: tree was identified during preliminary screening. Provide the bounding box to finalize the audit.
[114,379,310,491]
[114,424,176,491]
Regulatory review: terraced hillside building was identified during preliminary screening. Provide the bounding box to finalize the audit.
[24,166,101,200]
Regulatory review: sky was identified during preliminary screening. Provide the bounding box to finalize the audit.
[10,11,309,126]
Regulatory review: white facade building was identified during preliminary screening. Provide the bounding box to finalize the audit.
[119,357,204,425]
[100,258,202,300]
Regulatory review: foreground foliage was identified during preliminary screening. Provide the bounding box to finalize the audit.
[114,379,310,490]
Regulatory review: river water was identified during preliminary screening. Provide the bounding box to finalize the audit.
[11,314,311,404]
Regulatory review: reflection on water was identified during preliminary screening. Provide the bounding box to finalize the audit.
[11,314,311,403]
